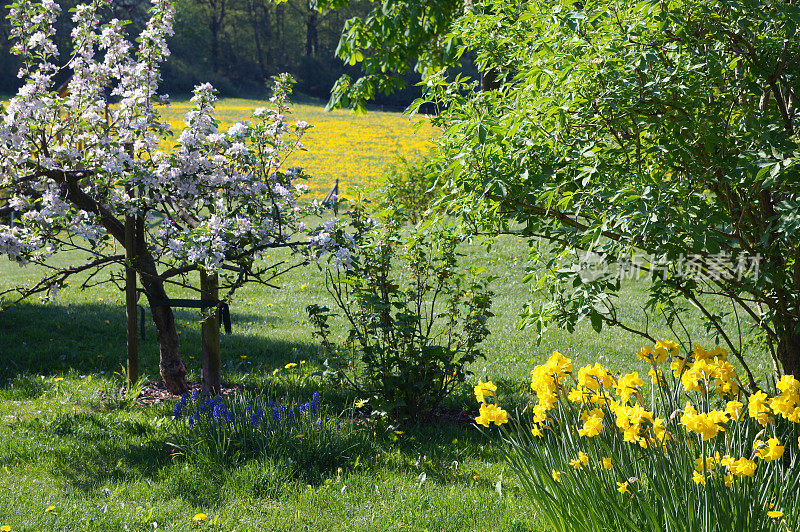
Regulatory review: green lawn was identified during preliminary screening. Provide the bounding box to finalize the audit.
[0,233,770,531]
[0,103,771,531]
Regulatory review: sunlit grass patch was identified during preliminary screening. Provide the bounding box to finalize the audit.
[159,98,438,197]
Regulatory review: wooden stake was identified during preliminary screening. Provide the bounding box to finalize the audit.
[200,270,221,395]
[125,212,138,389]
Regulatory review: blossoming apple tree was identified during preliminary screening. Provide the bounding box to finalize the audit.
[0,0,313,393]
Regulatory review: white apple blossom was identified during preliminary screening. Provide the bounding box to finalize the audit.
[0,0,337,393]
[1,1,315,292]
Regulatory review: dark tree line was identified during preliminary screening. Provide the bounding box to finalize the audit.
[0,0,428,107]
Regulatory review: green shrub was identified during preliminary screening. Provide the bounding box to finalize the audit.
[309,211,493,421]
[373,153,441,225]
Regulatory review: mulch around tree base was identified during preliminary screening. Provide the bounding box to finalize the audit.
[136,380,239,406]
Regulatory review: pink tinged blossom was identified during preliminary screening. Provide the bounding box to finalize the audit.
[227,121,248,137]
[226,142,248,157]
[3,0,308,278]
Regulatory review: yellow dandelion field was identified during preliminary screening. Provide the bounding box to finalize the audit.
[159,99,438,197]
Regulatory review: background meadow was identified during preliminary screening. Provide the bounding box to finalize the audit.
[160,97,437,197]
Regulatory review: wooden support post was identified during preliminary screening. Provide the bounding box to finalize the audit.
[124,212,138,390]
[200,270,221,395]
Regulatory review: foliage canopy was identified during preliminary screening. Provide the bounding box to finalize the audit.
[419,0,800,381]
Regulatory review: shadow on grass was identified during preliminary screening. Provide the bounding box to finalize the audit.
[3,379,530,510]
[1,299,534,507]
[55,436,174,492]
[0,302,321,384]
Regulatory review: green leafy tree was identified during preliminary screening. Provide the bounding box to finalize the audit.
[317,0,465,111]
[419,0,800,382]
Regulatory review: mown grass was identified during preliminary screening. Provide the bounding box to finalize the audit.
[0,101,772,530]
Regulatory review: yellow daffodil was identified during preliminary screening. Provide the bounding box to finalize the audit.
[193,513,208,521]
[578,409,604,438]
[754,438,785,462]
[577,363,615,392]
[648,367,664,386]
[671,357,688,378]
[602,457,613,470]
[656,339,680,358]
[569,451,589,469]
[731,458,757,477]
[551,469,562,482]
[748,391,772,425]
[725,400,743,421]
[474,403,509,427]
[616,481,630,494]
[615,372,644,402]
[692,470,707,486]
[680,405,728,441]
[694,455,717,472]
[474,380,497,404]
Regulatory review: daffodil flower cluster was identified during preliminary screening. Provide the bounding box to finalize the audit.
[492,341,799,530]
[473,380,508,427]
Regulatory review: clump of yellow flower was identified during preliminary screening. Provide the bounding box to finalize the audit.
[749,391,773,425]
[637,339,678,364]
[615,372,644,403]
[771,375,800,422]
[730,457,757,477]
[475,403,509,427]
[578,408,604,438]
[530,351,574,422]
[692,470,707,486]
[753,438,785,462]
[577,362,616,393]
[486,340,800,523]
[569,451,589,469]
[680,403,728,441]
[474,380,509,427]
[474,380,497,404]
[612,402,668,447]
